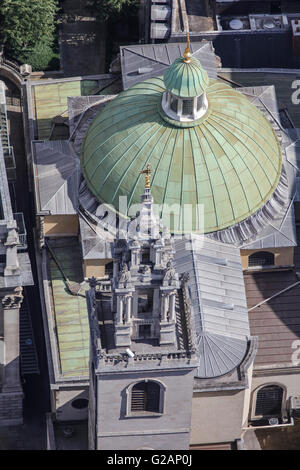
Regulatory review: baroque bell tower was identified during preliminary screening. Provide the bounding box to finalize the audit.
[112,164,180,347]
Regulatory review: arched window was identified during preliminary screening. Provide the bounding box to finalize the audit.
[248,251,274,268]
[131,381,161,414]
[255,385,284,417]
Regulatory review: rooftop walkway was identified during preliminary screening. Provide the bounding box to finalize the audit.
[47,237,89,378]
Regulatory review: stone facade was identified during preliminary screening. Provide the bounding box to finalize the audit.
[0,288,24,426]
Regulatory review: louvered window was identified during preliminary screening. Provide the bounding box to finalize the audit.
[182,99,194,116]
[249,251,274,267]
[131,381,160,413]
[255,385,283,416]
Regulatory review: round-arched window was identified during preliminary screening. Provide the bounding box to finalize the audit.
[255,385,283,416]
[249,251,274,267]
[131,381,160,413]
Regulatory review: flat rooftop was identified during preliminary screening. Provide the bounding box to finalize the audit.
[47,237,89,378]
[27,76,121,140]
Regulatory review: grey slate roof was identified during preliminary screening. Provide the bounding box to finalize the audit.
[120,41,217,90]
[79,213,113,260]
[33,140,80,215]
[174,234,250,378]
[242,125,299,249]
[211,85,299,249]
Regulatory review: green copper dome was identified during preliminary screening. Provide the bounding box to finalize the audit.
[81,77,282,234]
[163,57,209,97]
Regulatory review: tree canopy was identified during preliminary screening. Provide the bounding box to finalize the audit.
[0,0,58,65]
[91,0,138,22]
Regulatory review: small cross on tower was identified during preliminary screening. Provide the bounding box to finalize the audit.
[140,163,151,189]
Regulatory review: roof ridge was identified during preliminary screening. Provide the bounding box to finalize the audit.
[42,161,80,211]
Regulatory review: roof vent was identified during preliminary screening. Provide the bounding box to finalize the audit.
[138,67,153,75]
[229,19,244,30]
[263,18,276,29]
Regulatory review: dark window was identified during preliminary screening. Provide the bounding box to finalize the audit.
[71,398,89,409]
[182,99,194,116]
[248,251,274,267]
[138,290,153,313]
[141,249,150,263]
[139,324,151,338]
[131,381,160,413]
[105,261,113,275]
[255,385,283,416]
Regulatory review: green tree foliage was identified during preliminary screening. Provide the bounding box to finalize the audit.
[0,0,58,65]
[91,0,138,21]
[18,43,60,72]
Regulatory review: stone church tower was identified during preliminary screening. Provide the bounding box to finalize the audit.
[86,172,198,450]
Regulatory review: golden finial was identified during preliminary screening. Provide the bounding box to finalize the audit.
[183,31,192,63]
[140,163,151,189]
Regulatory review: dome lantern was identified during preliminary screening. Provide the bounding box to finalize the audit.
[161,33,210,123]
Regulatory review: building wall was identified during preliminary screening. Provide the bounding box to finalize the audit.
[44,215,78,237]
[95,368,195,450]
[240,247,294,270]
[190,388,246,445]
[242,365,254,427]
[0,391,23,426]
[0,301,23,426]
[83,259,110,279]
[53,385,89,422]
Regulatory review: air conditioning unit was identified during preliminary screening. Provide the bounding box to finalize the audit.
[290,396,300,417]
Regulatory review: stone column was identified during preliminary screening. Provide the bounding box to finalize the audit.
[169,292,176,322]
[116,295,124,324]
[131,249,140,268]
[113,260,119,279]
[125,295,132,324]
[114,287,134,347]
[161,294,169,322]
[159,286,177,346]
[4,224,20,277]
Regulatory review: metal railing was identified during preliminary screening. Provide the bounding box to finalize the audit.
[3,146,16,180]
[13,212,27,248]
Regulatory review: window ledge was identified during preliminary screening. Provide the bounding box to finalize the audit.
[244,417,294,430]
[243,421,294,431]
[244,264,294,273]
[124,412,163,419]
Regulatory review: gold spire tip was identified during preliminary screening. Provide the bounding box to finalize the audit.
[140,163,151,189]
[183,31,192,63]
